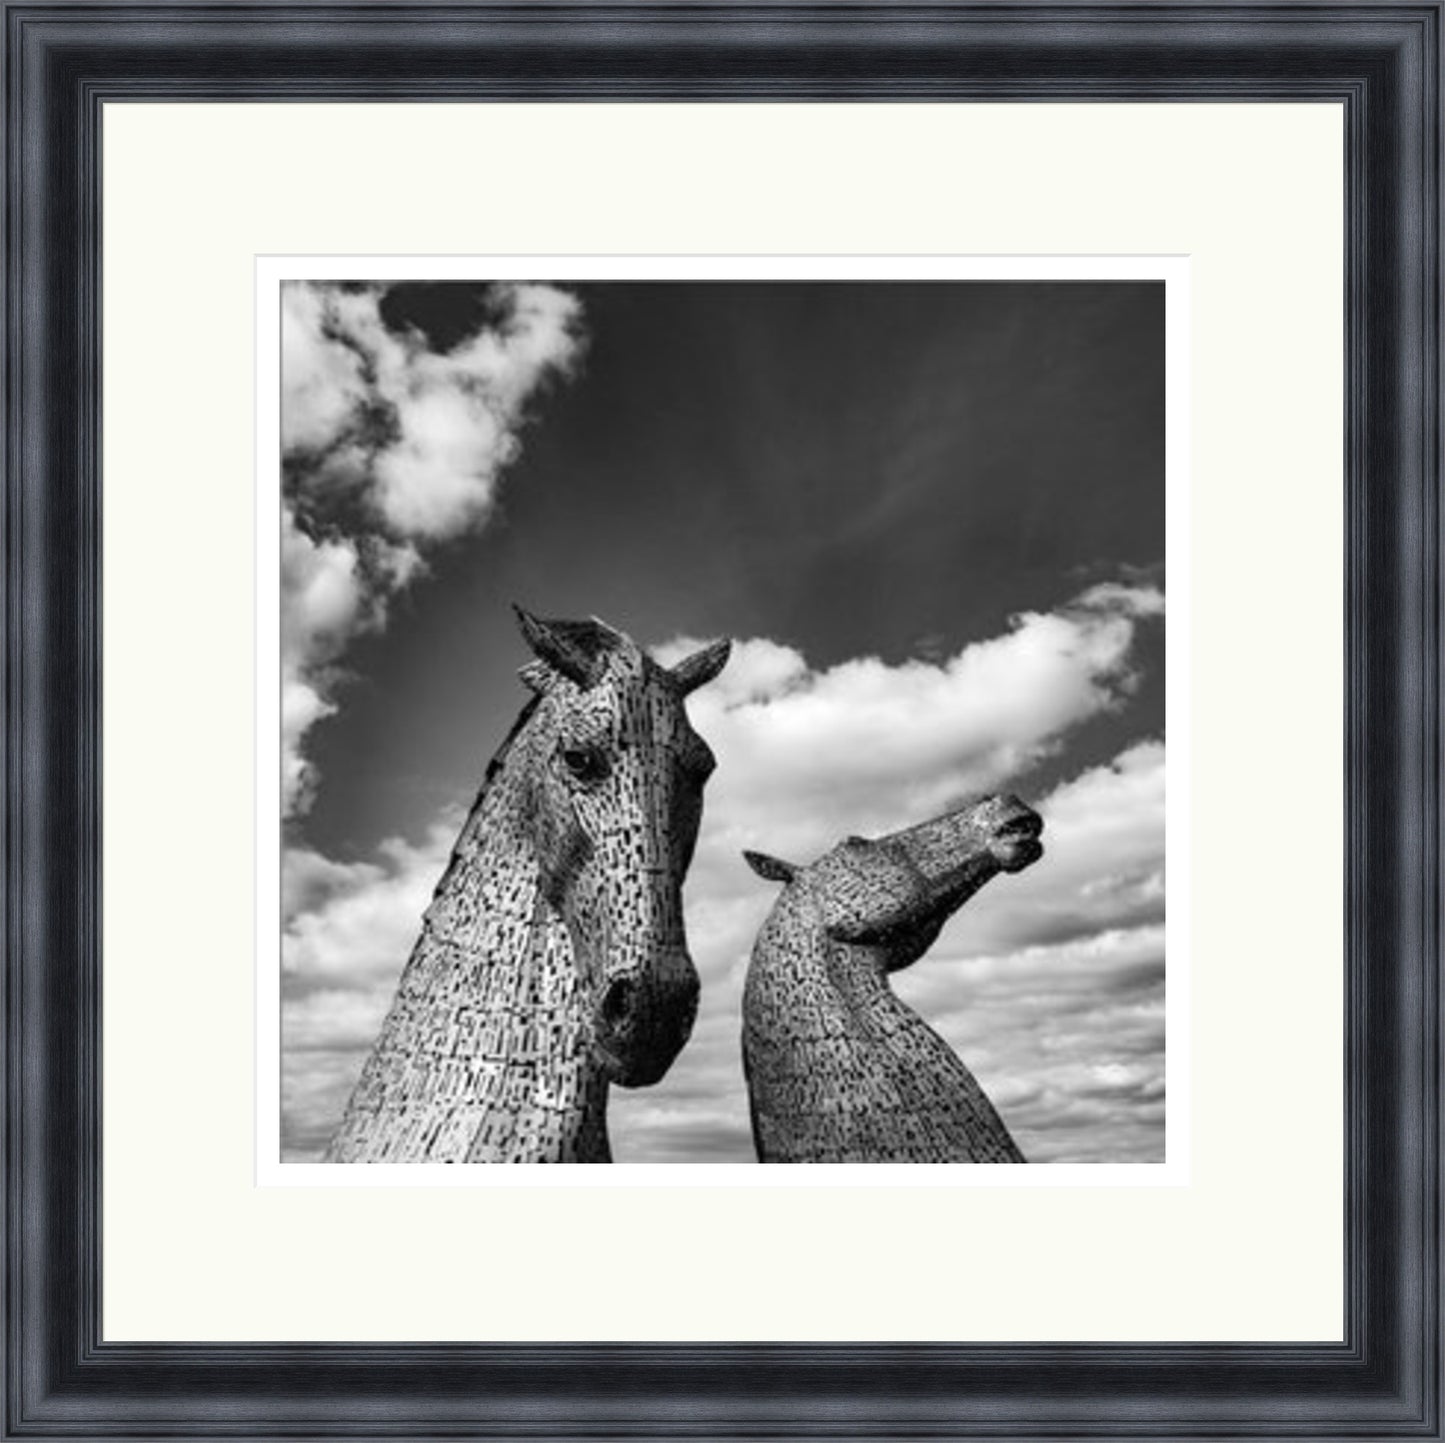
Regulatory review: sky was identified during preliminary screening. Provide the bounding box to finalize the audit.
[280,279,1166,1164]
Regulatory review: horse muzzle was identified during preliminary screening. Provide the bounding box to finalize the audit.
[592,949,700,1087]
[985,796,1045,873]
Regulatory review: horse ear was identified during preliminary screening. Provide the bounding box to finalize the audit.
[513,604,598,689]
[670,638,731,695]
[744,850,798,884]
[587,614,627,646]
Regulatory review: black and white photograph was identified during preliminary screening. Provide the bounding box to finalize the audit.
[277,274,1171,1167]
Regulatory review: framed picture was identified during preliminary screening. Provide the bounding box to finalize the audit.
[6,4,1439,1438]
[260,256,1184,1185]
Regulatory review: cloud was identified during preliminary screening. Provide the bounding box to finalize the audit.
[280,816,459,1159]
[279,281,583,815]
[653,581,1163,866]
[890,744,1167,1163]
[609,734,1167,1165]
[614,584,1165,1162]
[920,738,1167,960]
[280,583,1166,1164]
[277,280,584,1154]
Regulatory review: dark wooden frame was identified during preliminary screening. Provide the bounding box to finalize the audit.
[5,3,1440,1437]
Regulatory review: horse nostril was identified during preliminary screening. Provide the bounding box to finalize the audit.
[998,806,1042,839]
[602,977,636,1029]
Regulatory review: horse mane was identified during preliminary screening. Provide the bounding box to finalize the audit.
[427,691,543,902]
[423,620,630,899]
[482,693,542,791]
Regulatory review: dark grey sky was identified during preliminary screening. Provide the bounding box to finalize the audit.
[300,280,1163,862]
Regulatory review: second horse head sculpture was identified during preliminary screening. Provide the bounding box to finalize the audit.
[326,608,730,1164]
[741,795,1044,1163]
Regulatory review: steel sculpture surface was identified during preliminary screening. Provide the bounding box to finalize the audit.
[326,608,730,1163]
[742,796,1044,1163]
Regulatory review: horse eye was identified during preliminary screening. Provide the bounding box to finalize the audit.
[560,744,609,783]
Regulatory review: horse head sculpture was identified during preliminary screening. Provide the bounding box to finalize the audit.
[741,795,1043,1164]
[324,608,730,1163]
[513,607,728,1087]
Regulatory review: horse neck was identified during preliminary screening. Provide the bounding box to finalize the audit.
[326,725,610,1164]
[751,889,884,1051]
[743,890,1023,1163]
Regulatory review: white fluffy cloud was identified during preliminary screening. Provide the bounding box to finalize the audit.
[279,281,583,814]
[609,711,1166,1165]
[606,580,1161,1167]
[278,280,585,1150]
[653,582,1162,865]
[281,584,1167,1164]
[889,742,1166,1163]
[281,817,459,1158]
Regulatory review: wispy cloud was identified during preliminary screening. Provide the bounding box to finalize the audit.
[280,281,583,815]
